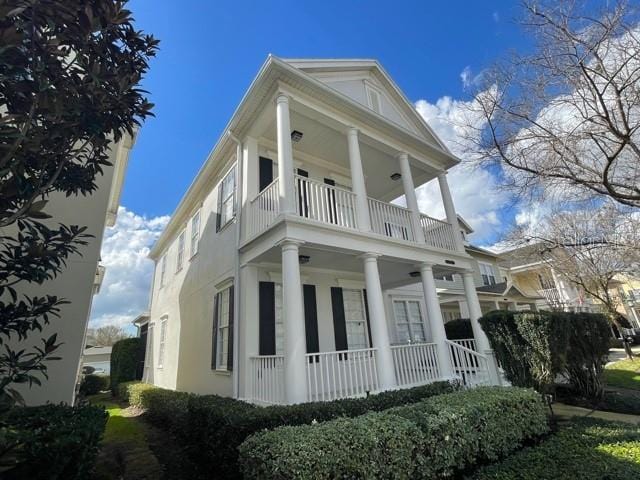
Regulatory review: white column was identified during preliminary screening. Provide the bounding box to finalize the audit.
[462,270,501,385]
[494,300,501,311]
[419,264,455,379]
[241,136,258,237]
[238,264,258,400]
[281,239,307,403]
[398,152,426,243]
[361,253,395,389]
[276,94,296,214]
[347,128,371,231]
[437,173,465,251]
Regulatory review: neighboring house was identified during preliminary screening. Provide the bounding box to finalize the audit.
[614,275,640,330]
[141,56,501,406]
[6,134,135,405]
[82,346,112,374]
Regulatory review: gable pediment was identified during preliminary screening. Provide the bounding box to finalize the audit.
[283,59,446,150]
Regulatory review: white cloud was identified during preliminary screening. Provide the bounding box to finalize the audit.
[89,206,169,332]
[459,66,484,89]
[415,94,511,241]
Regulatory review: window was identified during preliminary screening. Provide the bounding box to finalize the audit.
[176,231,185,272]
[434,272,455,282]
[538,273,555,290]
[343,289,369,350]
[393,300,426,344]
[479,262,497,286]
[190,210,200,257]
[158,318,167,368]
[218,166,236,229]
[216,287,231,369]
[159,255,167,287]
[365,84,382,113]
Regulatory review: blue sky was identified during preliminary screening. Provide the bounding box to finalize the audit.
[91,0,533,330]
[124,0,527,219]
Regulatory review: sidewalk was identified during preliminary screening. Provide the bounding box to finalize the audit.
[607,345,640,365]
[553,402,640,425]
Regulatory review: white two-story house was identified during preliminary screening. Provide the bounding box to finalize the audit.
[140,57,501,405]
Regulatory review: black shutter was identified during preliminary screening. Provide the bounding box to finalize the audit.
[303,285,319,355]
[215,182,223,232]
[324,178,337,224]
[211,293,219,369]
[362,289,373,348]
[331,287,348,351]
[259,157,273,191]
[227,285,234,371]
[259,282,276,355]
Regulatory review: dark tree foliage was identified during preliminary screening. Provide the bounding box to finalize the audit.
[0,0,158,408]
[110,337,142,394]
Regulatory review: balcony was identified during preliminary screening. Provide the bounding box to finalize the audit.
[246,174,458,251]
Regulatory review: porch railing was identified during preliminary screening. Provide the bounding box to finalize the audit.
[420,214,457,251]
[249,354,284,405]
[305,348,379,402]
[368,198,415,241]
[450,338,477,352]
[445,339,490,387]
[247,178,280,238]
[294,175,357,229]
[390,342,440,387]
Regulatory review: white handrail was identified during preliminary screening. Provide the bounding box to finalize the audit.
[368,198,415,241]
[305,348,379,402]
[450,338,477,352]
[294,175,357,229]
[247,178,280,238]
[249,354,284,405]
[420,214,457,251]
[445,339,490,388]
[390,342,441,387]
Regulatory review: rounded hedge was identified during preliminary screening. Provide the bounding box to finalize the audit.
[110,337,143,394]
[79,374,109,396]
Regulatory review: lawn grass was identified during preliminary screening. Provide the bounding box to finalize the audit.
[472,417,640,479]
[88,392,163,480]
[605,357,640,391]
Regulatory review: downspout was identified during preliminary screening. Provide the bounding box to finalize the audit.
[228,131,243,399]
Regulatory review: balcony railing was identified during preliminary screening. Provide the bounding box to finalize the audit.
[368,198,415,241]
[295,175,358,230]
[421,214,457,251]
[446,339,490,387]
[306,348,379,402]
[249,354,284,405]
[245,177,459,253]
[247,178,280,238]
[390,342,440,387]
[450,338,477,352]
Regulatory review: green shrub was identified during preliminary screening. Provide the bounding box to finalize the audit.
[116,380,158,408]
[480,310,610,397]
[110,338,143,394]
[144,380,458,479]
[79,374,109,395]
[444,317,474,339]
[472,417,640,479]
[239,387,550,480]
[1,404,107,480]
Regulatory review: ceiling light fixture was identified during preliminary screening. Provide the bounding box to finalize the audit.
[409,271,420,278]
[390,172,402,181]
[298,255,310,264]
[291,130,304,142]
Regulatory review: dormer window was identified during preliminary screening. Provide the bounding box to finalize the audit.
[365,84,382,114]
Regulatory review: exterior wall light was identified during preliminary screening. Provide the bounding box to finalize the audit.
[291,130,304,142]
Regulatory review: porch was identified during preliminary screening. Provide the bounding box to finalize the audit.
[247,339,489,405]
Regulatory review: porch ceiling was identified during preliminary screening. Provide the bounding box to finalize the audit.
[258,104,438,201]
[249,244,457,290]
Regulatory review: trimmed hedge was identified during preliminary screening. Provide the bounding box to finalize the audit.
[472,417,640,479]
[116,380,158,408]
[79,374,109,395]
[1,404,107,480]
[135,380,459,479]
[239,387,550,480]
[110,337,143,394]
[444,318,474,339]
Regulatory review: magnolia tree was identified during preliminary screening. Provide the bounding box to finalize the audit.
[0,0,158,408]
[461,0,640,208]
